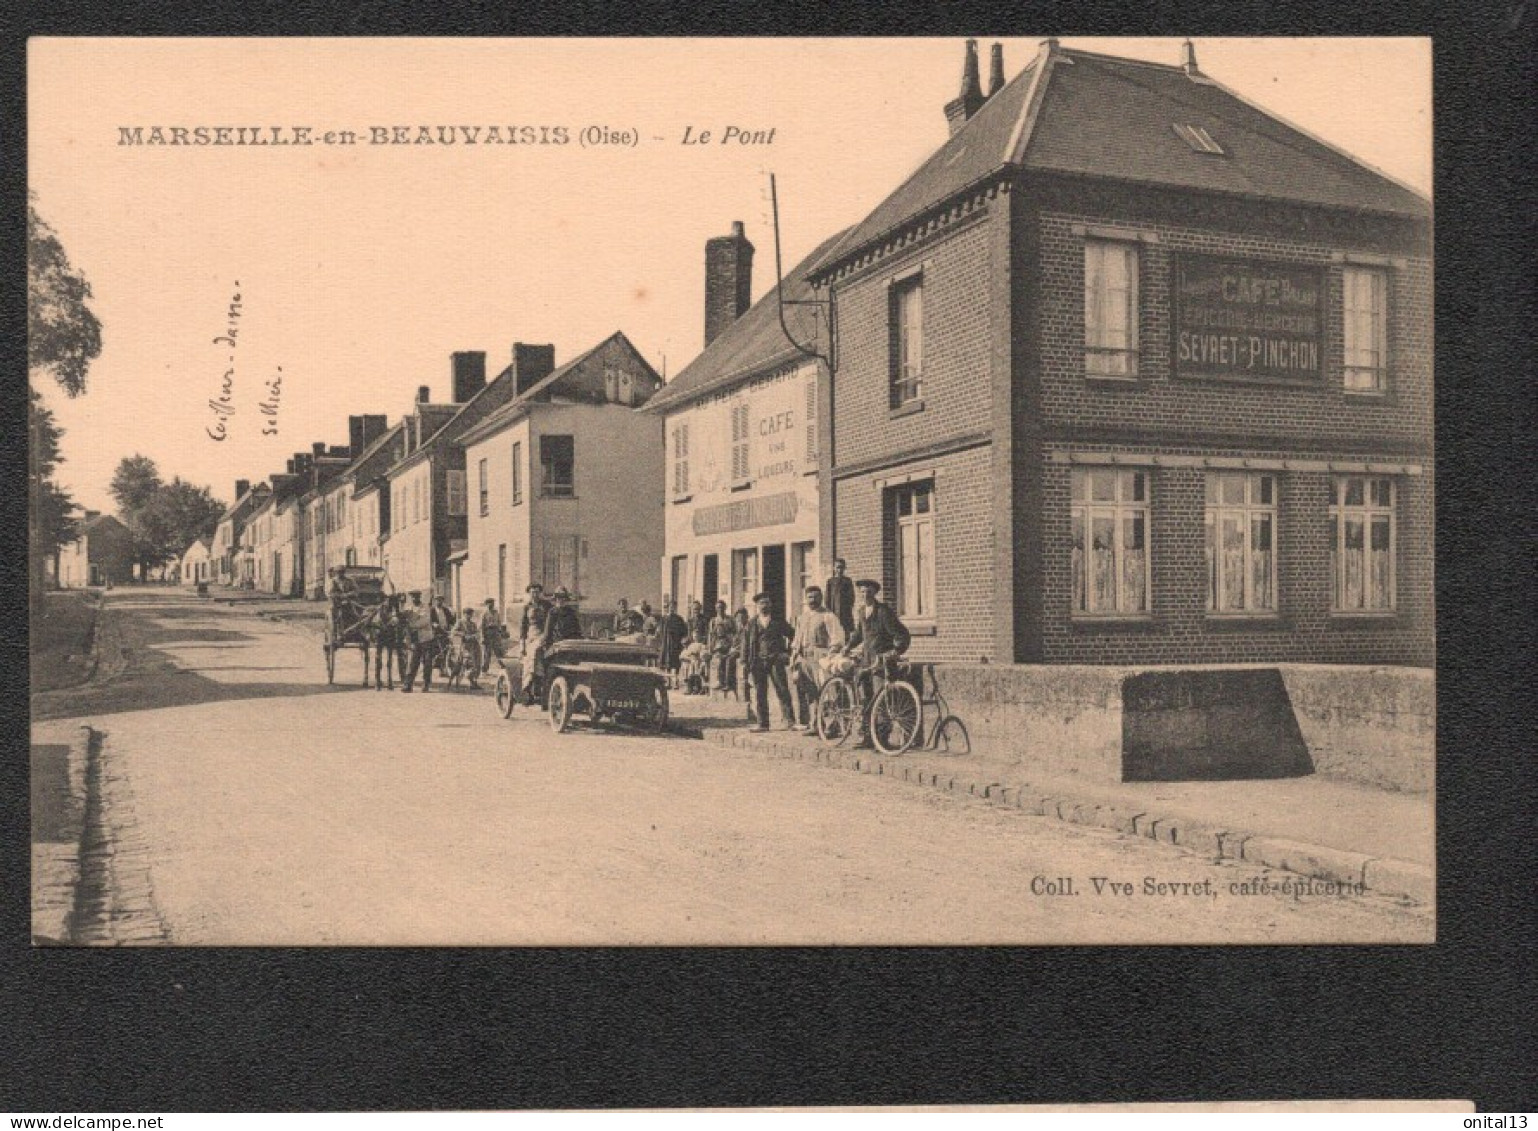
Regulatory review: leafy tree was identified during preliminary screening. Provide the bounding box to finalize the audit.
[36,481,80,560]
[29,195,102,398]
[144,479,226,562]
[109,455,163,518]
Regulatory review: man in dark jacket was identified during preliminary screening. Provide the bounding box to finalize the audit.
[518,583,552,698]
[527,587,582,702]
[401,591,436,694]
[843,579,911,746]
[654,596,690,688]
[740,591,796,731]
[824,558,856,637]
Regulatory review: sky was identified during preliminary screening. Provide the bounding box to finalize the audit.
[28,37,1432,514]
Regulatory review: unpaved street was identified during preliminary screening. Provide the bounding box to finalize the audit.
[34,590,1432,944]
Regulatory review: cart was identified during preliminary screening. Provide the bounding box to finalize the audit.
[321,565,391,685]
[492,639,670,733]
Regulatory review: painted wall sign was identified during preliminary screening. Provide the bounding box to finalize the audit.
[1175,255,1323,380]
[691,492,798,537]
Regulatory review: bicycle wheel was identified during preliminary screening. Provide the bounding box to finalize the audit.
[816,677,859,746]
[871,680,922,755]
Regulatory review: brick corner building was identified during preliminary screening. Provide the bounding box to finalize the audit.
[807,38,1432,667]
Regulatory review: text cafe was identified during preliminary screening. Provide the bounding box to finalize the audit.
[660,361,821,618]
[1175,256,1324,380]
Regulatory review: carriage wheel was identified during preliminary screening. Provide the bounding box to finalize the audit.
[494,672,516,719]
[871,681,922,756]
[816,677,858,746]
[646,686,670,734]
[547,677,573,734]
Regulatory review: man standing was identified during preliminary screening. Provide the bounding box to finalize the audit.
[705,600,736,694]
[789,585,845,731]
[843,578,911,746]
[824,557,856,638]
[400,591,434,693]
[740,591,796,732]
[654,596,690,689]
[479,597,505,673]
[428,594,454,673]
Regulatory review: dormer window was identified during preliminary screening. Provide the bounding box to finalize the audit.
[1173,123,1225,155]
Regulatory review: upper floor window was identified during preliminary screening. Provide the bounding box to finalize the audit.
[671,423,690,497]
[447,470,467,518]
[510,442,523,507]
[477,458,489,516]
[541,435,575,497]
[1343,267,1388,393]
[1085,241,1138,377]
[1071,467,1150,616]
[889,275,924,408]
[1330,476,1395,612]
[1205,473,1276,614]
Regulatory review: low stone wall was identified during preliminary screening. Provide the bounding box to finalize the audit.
[923,663,1433,792]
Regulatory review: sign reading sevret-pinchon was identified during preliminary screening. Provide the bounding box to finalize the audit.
[1174,255,1323,380]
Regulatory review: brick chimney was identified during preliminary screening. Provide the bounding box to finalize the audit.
[361,414,388,451]
[944,40,985,136]
[417,385,431,404]
[987,42,1005,97]
[235,479,250,500]
[704,221,754,348]
[512,343,557,395]
[452,351,488,404]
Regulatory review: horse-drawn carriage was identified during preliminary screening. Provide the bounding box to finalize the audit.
[491,638,670,734]
[321,565,391,685]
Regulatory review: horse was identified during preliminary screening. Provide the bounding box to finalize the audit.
[368,595,407,691]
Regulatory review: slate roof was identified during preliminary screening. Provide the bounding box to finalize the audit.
[643,227,849,414]
[457,331,660,446]
[812,43,1428,279]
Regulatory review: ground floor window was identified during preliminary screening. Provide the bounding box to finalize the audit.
[1330,476,1396,612]
[732,547,759,614]
[791,541,815,605]
[889,482,935,621]
[1205,473,1276,614]
[1071,467,1149,616]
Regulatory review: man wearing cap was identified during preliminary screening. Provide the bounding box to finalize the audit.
[654,596,690,690]
[525,586,583,703]
[824,557,857,638]
[843,578,911,745]
[789,585,845,730]
[428,594,455,677]
[740,591,796,731]
[479,597,506,673]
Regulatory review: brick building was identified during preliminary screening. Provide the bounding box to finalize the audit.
[805,39,1431,667]
[644,224,842,619]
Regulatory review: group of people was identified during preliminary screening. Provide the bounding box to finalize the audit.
[355,589,513,694]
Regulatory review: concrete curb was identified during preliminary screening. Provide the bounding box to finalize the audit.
[700,729,1432,907]
[31,724,95,945]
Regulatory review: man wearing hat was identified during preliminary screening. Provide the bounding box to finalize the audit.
[654,595,690,690]
[823,557,857,638]
[400,590,435,693]
[789,584,845,731]
[525,586,583,701]
[842,577,911,745]
[740,590,796,731]
[479,597,506,673]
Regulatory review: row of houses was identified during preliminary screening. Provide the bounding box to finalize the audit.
[197,39,1433,668]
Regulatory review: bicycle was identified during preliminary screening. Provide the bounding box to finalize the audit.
[815,653,924,755]
[443,631,483,689]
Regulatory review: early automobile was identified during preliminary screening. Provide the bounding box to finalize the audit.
[492,638,669,733]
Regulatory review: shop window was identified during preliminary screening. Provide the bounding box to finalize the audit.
[1343,267,1388,392]
[730,403,751,482]
[1330,476,1396,612]
[890,482,936,622]
[541,435,575,497]
[889,275,924,408]
[1205,473,1277,614]
[1084,241,1139,377]
[672,423,690,497]
[1071,468,1150,616]
[446,470,467,518]
[510,442,523,506]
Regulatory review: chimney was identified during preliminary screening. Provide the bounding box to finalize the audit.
[417,384,431,404]
[944,40,986,136]
[348,415,364,456]
[235,479,250,500]
[360,414,388,451]
[987,42,1005,97]
[512,342,557,395]
[704,221,755,348]
[312,441,326,459]
[1181,39,1200,75]
[285,458,296,475]
[452,351,488,404]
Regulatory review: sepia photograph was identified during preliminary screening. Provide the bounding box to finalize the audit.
[28,36,1435,946]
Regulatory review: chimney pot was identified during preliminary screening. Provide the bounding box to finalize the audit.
[1181,39,1199,74]
[944,40,987,135]
[704,222,755,348]
[988,43,1005,97]
[417,385,431,404]
[235,479,250,500]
